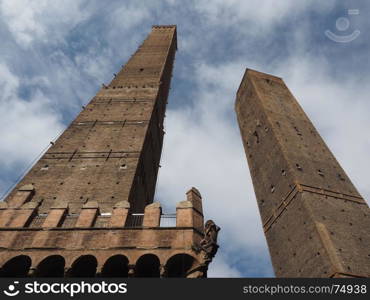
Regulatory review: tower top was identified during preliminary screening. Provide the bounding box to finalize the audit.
[152,24,177,28]
[236,68,282,94]
[151,25,177,50]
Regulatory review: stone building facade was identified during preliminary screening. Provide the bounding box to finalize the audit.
[0,26,219,277]
[235,69,370,278]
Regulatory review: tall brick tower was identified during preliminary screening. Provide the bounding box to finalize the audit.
[236,69,370,278]
[0,26,219,277]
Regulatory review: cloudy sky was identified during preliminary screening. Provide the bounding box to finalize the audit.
[0,0,369,277]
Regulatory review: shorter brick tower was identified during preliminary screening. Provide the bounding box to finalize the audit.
[235,69,370,278]
[0,26,219,278]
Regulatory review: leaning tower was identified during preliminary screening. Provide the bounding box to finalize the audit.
[0,25,219,278]
[236,69,370,278]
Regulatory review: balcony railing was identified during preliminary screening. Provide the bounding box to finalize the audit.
[160,213,176,227]
[125,213,144,228]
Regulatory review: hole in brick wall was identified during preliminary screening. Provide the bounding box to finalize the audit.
[337,173,346,181]
[276,121,281,127]
[60,182,64,185]
[80,196,83,199]
[253,131,259,144]
[120,164,127,170]
[281,170,286,176]
[349,222,353,226]
[270,185,275,193]
[53,197,57,199]
[87,182,91,185]
[264,127,269,132]
[296,163,303,171]
[338,248,342,252]
[293,126,302,136]
[116,182,119,184]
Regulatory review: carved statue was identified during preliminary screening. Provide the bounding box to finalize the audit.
[200,220,220,263]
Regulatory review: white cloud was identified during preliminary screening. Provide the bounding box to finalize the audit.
[207,253,242,278]
[194,0,335,30]
[0,0,89,47]
[0,63,64,169]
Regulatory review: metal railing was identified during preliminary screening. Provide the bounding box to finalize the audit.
[125,213,144,228]
[124,213,177,228]
[160,213,176,227]
[28,214,47,228]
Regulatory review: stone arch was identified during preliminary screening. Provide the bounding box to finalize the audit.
[135,254,160,277]
[68,255,97,277]
[35,255,65,277]
[166,253,197,277]
[101,255,129,277]
[0,255,31,277]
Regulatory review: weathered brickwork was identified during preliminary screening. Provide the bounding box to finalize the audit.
[3,26,177,215]
[236,69,370,278]
[0,26,219,277]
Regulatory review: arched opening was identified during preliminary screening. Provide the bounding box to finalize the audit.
[101,255,129,277]
[69,255,97,277]
[35,255,65,277]
[166,254,195,277]
[135,254,160,277]
[0,255,31,277]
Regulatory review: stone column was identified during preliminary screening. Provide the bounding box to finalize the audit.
[143,202,161,227]
[75,201,99,228]
[109,201,130,227]
[42,201,68,228]
[176,188,204,230]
